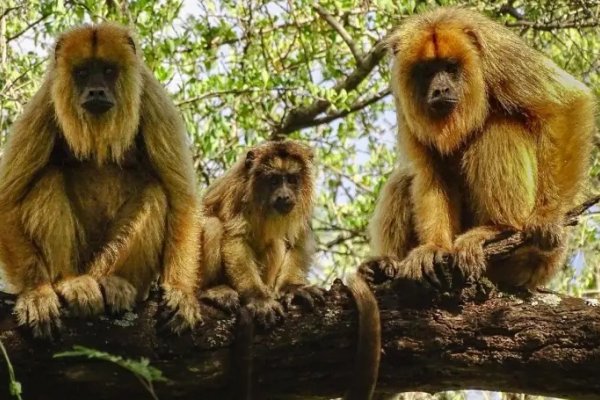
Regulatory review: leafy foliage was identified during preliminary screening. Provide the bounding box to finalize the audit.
[1,1,599,398]
[54,345,167,400]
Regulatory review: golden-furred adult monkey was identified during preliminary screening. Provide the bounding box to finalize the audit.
[362,7,596,289]
[198,140,323,325]
[0,23,202,338]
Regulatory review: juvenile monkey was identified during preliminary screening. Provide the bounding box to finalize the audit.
[0,23,202,337]
[363,7,596,289]
[198,140,381,399]
[198,140,322,324]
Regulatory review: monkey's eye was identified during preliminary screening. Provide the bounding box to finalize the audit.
[269,175,281,186]
[446,59,459,74]
[104,66,117,78]
[74,68,89,79]
[287,174,298,185]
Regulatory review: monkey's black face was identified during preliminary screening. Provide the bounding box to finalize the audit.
[257,171,300,215]
[73,59,119,116]
[412,58,461,119]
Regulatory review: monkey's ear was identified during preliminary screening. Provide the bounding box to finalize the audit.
[463,28,482,51]
[54,37,64,60]
[126,35,137,54]
[383,30,401,56]
[245,150,256,169]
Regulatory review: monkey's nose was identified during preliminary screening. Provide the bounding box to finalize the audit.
[82,88,114,115]
[274,197,294,214]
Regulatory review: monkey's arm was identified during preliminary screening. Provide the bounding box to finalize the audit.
[0,82,55,207]
[139,67,202,330]
[276,232,324,309]
[405,134,460,250]
[222,233,285,327]
[221,234,271,301]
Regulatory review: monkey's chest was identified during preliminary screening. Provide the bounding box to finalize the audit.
[63,163,155,240]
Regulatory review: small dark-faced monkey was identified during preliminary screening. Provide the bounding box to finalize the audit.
[198,140,380,400]
[363,7,596,289]
[198,140,322,323]
[0,23,202,338]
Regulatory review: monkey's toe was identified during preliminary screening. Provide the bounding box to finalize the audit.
[524,222,564,252]
[279,284,325,310]
[245,298,285,329]
[453,237,486,283]
[98,276,137,314]
[401,244,452,289]
[357,256,402,285]
[161,286,203,335]
[56,275,104,318]
[200,287,240,314]
[14,284,62,340]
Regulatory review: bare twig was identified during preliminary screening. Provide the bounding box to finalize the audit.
[313,4,363,65]
[273,38,388,136]
[483,195,600,259]
[505,20,600,31]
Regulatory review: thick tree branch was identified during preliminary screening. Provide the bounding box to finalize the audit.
[0,276,599,400]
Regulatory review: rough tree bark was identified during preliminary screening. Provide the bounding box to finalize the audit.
[0,278,599,400]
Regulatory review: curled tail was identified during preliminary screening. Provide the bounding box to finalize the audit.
[345,274,381,400]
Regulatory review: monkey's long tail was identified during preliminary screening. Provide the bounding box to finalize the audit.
[344,274,381,400]
[232,307,254,400]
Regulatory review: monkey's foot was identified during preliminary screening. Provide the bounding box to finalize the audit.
[56,275,105,317]
[245,297,285,328]
[279,284,325,310]
[14,284,62,339]
[357,256,403,285]
[200,286,240,313]
[161,286,203,335]
[524,222,564,251]
[400,244,453,290]
[453,234,486,282]
[98,276,137,314]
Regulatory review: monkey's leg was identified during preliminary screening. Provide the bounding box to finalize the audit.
[22,168,105,319]
[276,234,325,310]
[87,183,168,313]
[222,237,284,327]
[5,168,100,336]
[0,211,61,338]
[200,285,240,313]
[360,168,418,285]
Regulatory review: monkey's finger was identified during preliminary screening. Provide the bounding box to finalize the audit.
[306,286,326,304]
[433,261,452,291]
[422,263,442,289]
[294,290,316,310]
[280,294,294,310]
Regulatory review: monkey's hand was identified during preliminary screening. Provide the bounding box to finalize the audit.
[98,276,137,314]
[453,233,486,282]
[200,286,240,314]
[357,256,403,285]
[55,275,105,317]
[279,284,325,310]
[399,244,453,290]
[524,221,564,252]
[14,284,62,339]
[245,296,285,328]
[161,285,203,335]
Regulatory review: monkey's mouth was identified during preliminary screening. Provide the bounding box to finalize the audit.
[428,98,457,119]
[82,99,114,116]
[273,200,294,215]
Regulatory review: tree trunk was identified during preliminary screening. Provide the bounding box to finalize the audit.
[0,279,599,400]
